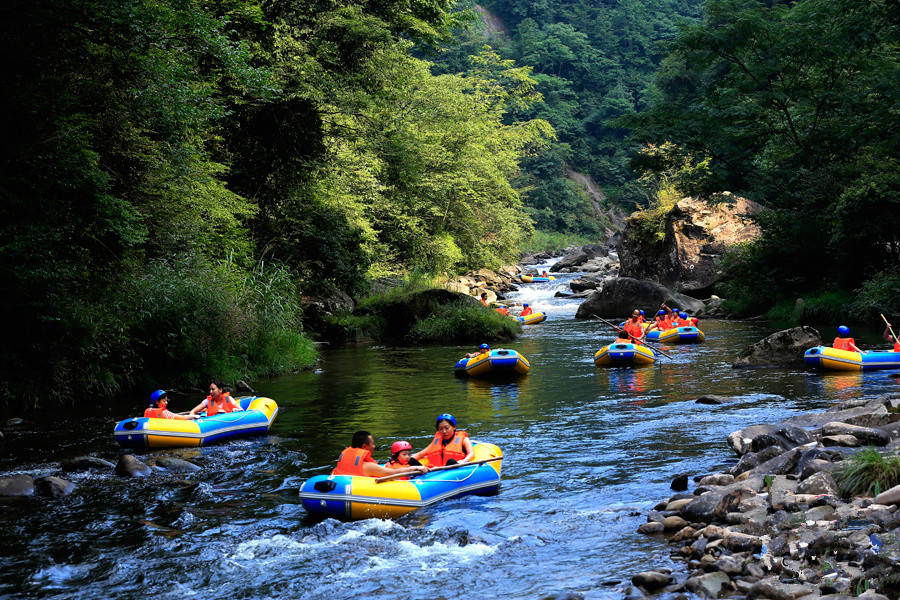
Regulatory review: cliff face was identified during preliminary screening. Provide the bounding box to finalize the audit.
[617,193,763,296]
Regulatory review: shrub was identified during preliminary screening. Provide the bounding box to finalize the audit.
[407,302,522,344]
[521,229,593,254]
[834,447,900,498]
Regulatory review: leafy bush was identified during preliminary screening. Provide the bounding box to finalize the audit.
[521,229,593,254]
[407,302,522,344]
[834,448,900,498]
[850,268,900,323]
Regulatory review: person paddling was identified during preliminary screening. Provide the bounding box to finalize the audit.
[465,343,491,358]
[333,431,428,478]
[883,322,900,352]
[412,414,474,466]
[520,303,533,317]
[188,381,243,417]
[621,309,647,343]
[144,390,197,420]
[833,326,863,353]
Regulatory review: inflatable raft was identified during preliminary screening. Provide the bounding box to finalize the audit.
[114,396,278,450]
[454,348,530,377]
[516,311,547,325]
[804,346,900,371]
[299,441,502,520]
[594,342,657,367]
[646,326,705,344]
[520,275,555,283]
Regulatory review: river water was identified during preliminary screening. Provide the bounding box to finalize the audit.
[1,263,897,599]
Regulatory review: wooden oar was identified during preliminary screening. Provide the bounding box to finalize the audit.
[880,313,899,345]
[375,456,502,483]
[591,314,674,359]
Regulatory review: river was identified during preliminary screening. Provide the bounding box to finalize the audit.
[1,263,896,599]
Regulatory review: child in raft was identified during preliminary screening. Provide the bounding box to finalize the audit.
[382,441,425,480]
[465,343,490,358]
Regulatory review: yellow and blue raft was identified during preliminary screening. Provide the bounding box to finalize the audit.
[594,342,657,367]
[114,396,278,450]
[804,346,900,371]
[520,274,555,283]
[454,348,530,377]
[516,311,547,325]
[646,326,705,344]
[299,441,503,520]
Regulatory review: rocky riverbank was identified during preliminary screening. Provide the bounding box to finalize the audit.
[629,394,900,599]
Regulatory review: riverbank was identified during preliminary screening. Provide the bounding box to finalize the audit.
[631,393,900,599]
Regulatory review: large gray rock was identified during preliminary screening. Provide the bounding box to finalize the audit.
[732,326,822,368]
[551,244,609,273]
[574,277,703,319]
[35,476,76,497]
[116,455,152,477]
[874,483,900,506]
[746,448,801,478]
[569,276,604,293]
[816,422,890,446]
[685,571,731,598]
[155,457,201,473]
[631,571,672,590]
[618,194,763,295]
[60,456,116,472]
[0,474,34,496]
[796,472,838,496]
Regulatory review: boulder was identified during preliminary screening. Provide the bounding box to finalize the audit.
[618,193,763,296]
[0,474,34,496]
[699,474,735,487]
[732,326,822,368]
[821,434,860,447]
[637,522,665,534]
[631,571,672,591]
[684,571,731,598]
[550,244,609,273]
[574,277,703,319]
[816,422,890,446]
[729,446,785,477]
[569,276,603,293]
[35,476,76,497]
[695,395,734,405]
[681,490,727,523]
[155,457,201,473]
[60,456,116,472]
[116,455,152,477]
[747,448,801,478]
[874,484,900,506]
[700,295,726,317]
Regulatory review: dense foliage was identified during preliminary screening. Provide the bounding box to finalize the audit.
[433,0,704,236]
[627,0,899,315]
[0,0,550,407]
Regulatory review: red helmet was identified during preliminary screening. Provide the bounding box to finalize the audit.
[390,440,412,455]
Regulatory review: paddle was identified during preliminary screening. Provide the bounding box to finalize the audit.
[880,313,899,346]
[591,314,674,359]
[375,456,503,483]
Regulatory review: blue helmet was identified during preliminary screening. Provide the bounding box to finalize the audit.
[679,312,688,319]
[150,389,167,405]
[657,310,665,316]
[436,413,456,428]
[640,310,645,315]
[838,325,850,336]
[523,303,529,307]
[479,343,490,350]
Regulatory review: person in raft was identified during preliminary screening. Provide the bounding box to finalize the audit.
[465,343,491,358]
[520,302,533,316]
[541,270,549,277]
[480,292,490,307]
[382,440,426,480]
[833,325,863,353]
[412,414,474,466]
[621,309,648,343]
[883,323,900,352]
[188,381,243,417]
[144,390,198,420]
[332,431,428,477]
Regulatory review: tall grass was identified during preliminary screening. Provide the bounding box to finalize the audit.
[834,448,900,498]
[521,230,593,254]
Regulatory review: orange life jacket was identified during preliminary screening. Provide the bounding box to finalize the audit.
[480,298,489,307]
[383,459,410,480]
[674,317,690,327]
[496,307,509,315]
[894,341,900,353]
[656,316,672,330]
[144,407,166,419]
[520,307,533,316]
[623,321,644,340]
[638,316,645,323]
[332,447,373,476]
[421,430,469,466]
[833,337,856,351]
[206,393,236,416]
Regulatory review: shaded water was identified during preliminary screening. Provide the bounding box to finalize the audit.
[2,264,898,599]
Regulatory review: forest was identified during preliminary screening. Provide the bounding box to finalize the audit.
[2,0,897,407]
